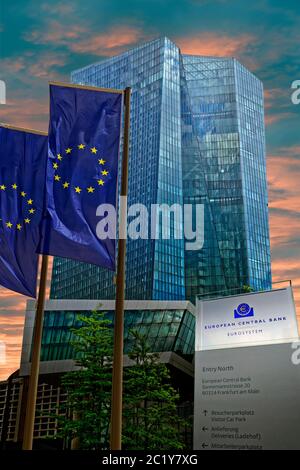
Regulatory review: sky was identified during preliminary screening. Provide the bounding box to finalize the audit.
[0,0,299,380]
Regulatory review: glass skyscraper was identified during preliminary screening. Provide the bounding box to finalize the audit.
[50,37,271,302]
[181,55,271,295]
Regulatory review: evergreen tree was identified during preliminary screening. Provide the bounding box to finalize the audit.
[52,314,187,450]
[242,285,253,293]
[123,330,185,450]
[54,310,113,450]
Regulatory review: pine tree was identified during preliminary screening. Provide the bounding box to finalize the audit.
[54,310,113,450]
[123,330,186,450]
[51,314,187,450]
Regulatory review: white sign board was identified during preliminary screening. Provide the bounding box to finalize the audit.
[194,342,300,450]
[196,287,299,351]
[194,287,300,450]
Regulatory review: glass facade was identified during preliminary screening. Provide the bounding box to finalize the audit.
[180,59,228,300]
[182,55,271,293]
[39,307,195,362]
[51,38,186,301]
[50,37,271,303]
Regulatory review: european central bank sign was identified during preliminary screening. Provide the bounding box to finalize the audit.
[196,287,299,351]
[194,287,300,450]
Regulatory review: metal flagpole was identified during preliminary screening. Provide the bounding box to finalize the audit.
[110,87,131,450]
[22,254,49,450]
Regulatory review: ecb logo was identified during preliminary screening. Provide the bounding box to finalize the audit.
[234,303,254,319]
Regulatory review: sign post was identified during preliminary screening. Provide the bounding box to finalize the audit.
[194,287,300,450]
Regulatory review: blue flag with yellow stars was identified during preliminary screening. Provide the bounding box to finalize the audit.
[0,126,48,297]
[37,83,122,270]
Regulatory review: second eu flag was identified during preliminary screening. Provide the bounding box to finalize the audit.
[38,83,123,270]
[0,126,48,297]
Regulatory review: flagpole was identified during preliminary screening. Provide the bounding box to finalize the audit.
[110,87,131,450]
[22,254,49,450]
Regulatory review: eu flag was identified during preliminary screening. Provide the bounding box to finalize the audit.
[37,83,122,270]
[0,126,48,297]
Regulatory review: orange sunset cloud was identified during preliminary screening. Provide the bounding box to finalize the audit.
[267,150,300,322]
[271,258,300,325]
[265,113,295,126]
[0,259,53,380]
[268,155,300,214]
[0,313,25,380]
[25,23,146,57]
[2,52,67,82]
[0,98,49,132]
[177,32,256,59]
[70,27,146,56]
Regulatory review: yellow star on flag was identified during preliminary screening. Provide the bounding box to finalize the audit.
[12,183,17,189]
[91,147,97,154]
[63,182,70,189]
[53,162,59,169]
[98,159,106,165]
[66,148,72,154]
[29,208,35,214]
[97,179,104,186]
[6,221,12,228]
[0,185,6,190]
[24,218,30,224]
[78,144,85,149]
[17,224,22,231]
[75,186,82,193]
[54,175,61,181]
[57,155,63,161]
[87,186,95,193]
[27,199,33,205]
[20,191,26,197]
[101,170,108,176]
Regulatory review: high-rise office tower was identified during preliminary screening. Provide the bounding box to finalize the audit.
[181,55,271,297]
[50,37,271,302]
